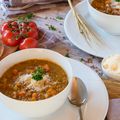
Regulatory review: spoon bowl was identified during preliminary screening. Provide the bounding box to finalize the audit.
[68,77,88,120]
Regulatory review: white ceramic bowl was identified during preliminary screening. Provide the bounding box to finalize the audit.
[0,48,73,118]
[87,0,120,35]
[101,56,120,81]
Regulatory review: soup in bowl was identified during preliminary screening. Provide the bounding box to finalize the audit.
[87,0,120,35]
[0,48,73,118]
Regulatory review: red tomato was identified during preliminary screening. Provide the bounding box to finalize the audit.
[1,21,19,34]
[27,28,38,40]
[19,37,38,50]
[1,22,11,33]
[20,27,38,40]
[28,21,37,29]
[1,20,39,48]
[2,30,21,47]
[18,21,38,39]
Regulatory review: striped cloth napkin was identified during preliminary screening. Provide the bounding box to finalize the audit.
[4,0,68,16]
[4,0,68,6]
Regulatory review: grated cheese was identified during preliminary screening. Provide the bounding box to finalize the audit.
[16,73,51,91]
[103,54,120,74]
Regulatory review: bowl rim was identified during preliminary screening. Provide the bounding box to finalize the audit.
[87,0,120,18]
[0,48,73,104]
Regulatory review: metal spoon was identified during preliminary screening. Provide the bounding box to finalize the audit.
[68,77,88,120]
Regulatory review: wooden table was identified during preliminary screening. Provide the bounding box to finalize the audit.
[103,79,120,99]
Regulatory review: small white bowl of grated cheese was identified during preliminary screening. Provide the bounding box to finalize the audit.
[102,54,120,81]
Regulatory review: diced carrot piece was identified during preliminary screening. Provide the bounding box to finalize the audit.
[31,92,37,101]
[12,69,18,75]
[46,88,57,97]
[32,92,37,98]
[43,64,50,72]
[18,91,25,97]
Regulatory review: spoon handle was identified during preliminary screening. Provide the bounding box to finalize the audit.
[79,107,83,120]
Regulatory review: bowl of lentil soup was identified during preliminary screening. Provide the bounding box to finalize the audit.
[87,0,120,35]
[0,48,73,118]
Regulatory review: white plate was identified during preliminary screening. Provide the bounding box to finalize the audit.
[0,58,108,120]
[64,0,120,58]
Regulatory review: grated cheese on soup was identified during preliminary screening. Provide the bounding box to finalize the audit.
[16,73,51,91]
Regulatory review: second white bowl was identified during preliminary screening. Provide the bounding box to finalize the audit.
[87,0,120,35]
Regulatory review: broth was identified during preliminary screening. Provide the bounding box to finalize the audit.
[0,59,68,101]
[92,0,120,15]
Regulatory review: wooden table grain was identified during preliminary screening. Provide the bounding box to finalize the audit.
[103,79,120,99]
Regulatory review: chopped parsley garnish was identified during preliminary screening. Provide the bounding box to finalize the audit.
[56,16,63,20]
[115,0,120,2]
[17,13,34,23]
[80,58,84,62]
[22,34,28,38]
[25,13,34,19]
[32,67,45,81]
[65,53,70,58]
[15,35,20,40]
[46,24,57,31]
